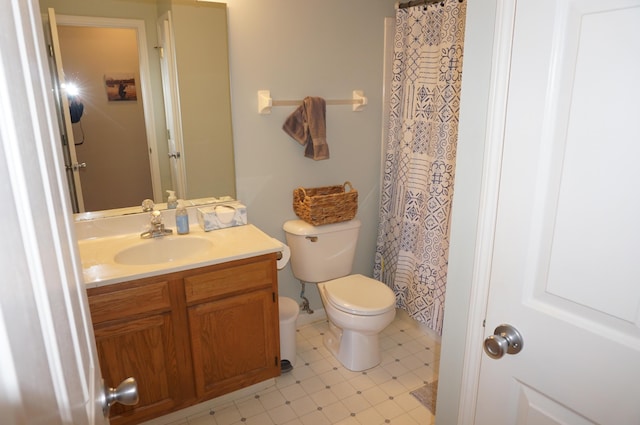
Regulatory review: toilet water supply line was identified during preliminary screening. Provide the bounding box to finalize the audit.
[299,281,314,314]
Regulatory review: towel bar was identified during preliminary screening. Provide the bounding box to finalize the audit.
[257,90,367,114]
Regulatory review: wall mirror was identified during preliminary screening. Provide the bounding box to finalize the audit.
[40,0,236,217]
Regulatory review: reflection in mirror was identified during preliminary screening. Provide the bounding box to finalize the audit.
[51,17,161,212]
[40,0,236,216]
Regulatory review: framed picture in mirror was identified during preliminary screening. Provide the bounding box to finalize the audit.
[105,73,137,101]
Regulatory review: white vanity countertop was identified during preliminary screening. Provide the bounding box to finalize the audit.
[78,224,282,288]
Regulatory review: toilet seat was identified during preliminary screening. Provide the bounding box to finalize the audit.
[323,274,395,316]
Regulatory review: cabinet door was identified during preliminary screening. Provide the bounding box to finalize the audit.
[89,279,194,425]
[94,313,185,425]
[188,288,280,399]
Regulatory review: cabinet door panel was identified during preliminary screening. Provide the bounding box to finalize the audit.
[184,257,273,303]
[89,280,171,323]
[94,313,182,424]
[188,289,279,398]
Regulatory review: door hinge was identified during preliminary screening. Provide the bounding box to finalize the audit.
[273,292,276,303]
[482,319,486,328]
[275,356,278,366]
[48,44,54,57]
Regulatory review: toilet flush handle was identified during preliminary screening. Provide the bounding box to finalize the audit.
[305,236,318,242]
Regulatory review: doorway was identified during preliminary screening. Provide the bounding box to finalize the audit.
[48,12,163,212]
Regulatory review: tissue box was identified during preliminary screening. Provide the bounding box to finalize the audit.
[197,202,247,231]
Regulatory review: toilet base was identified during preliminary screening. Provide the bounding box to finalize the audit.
[324,324,382,372]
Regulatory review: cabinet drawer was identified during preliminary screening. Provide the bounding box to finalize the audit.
[88,281,171,324]
[185,258,273,304]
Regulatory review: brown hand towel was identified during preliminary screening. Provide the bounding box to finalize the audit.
[282,96,329,160]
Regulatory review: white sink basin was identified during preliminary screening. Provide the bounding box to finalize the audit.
[113,236,213,265]
[78,224,284,287]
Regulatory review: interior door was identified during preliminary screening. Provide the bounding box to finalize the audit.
[46,7,86,212]
[475,0,640,423]
[2,0,100,422]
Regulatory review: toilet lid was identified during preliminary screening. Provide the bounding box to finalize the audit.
[323,274,396,316]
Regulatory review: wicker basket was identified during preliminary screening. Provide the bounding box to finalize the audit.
[293,181,358,226]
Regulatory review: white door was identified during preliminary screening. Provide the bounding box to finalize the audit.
[474,0,640,423]
[1,1,102,423]
[1,1,136,423]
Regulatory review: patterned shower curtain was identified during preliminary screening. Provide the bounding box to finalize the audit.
[374,0,466,335]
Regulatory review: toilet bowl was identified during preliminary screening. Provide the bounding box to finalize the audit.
[283,219,397,371]
[318,274,396,371]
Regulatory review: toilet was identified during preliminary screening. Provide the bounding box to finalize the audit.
[283,219,396,371]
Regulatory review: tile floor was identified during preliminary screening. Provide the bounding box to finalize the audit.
[145,311,440,425]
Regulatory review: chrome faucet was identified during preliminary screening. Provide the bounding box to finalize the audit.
[140,210,173,239]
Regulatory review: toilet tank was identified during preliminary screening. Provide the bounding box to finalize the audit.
[283,219,361,283]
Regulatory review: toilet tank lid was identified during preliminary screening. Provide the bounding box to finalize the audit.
[283,219,361,236]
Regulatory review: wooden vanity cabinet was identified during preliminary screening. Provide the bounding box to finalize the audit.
[86,253,280,425]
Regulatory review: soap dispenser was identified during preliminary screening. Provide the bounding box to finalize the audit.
[176,200,189,235]
[167,190,177,209]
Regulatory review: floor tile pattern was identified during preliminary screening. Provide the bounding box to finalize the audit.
[148,312,439,425]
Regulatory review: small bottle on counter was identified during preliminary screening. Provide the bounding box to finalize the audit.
[176,200,189,234]
[167,190,178,209]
